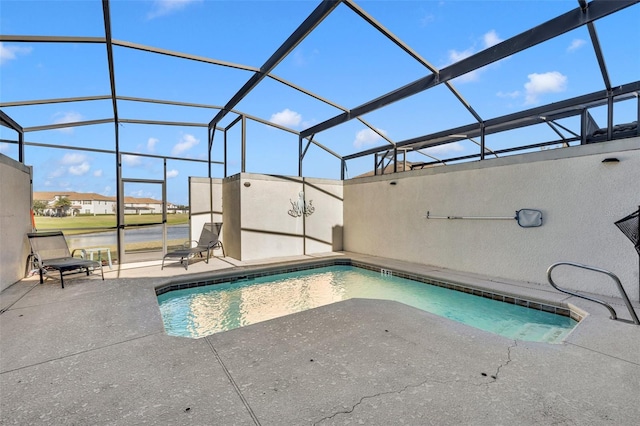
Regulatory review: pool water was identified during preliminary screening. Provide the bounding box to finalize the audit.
[157,266,577,342]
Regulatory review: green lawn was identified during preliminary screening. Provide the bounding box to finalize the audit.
[34,214,189,234]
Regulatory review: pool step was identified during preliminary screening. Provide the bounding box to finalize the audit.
[513,323,568,343]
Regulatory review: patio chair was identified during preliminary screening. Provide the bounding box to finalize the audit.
[27,231,104,289]
[162,222,224,270]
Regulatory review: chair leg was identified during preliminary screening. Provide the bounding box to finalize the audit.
[60,270,65,289]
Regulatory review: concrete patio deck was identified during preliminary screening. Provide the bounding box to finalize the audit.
[1,252,639,425]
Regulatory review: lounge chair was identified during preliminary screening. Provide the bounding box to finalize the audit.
[162,222,224,270]
[27,231,104,288]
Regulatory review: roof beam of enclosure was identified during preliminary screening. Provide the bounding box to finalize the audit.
[102,0,125,264]
[586,23,611,90]
[222,111,341,161]
[24,118,114,132]
[302,0,636,138]
[113,40,259,73]
[118,38,397,147]
[102,1,119,128]
[267,74,396,148]
[580,0,611,89]
[208,0,342,129]
[0,95,112,107]
[343,0,482,123]
[343,81,640,160]
[0,35,105,43]
[118,94,346,157]
[0,110,23,133]
[117,96,223,110]
[3,138,223,165]
[119,119,208,127]
[14,25,397,150]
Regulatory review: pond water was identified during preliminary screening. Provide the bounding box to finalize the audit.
[66,224,189,247]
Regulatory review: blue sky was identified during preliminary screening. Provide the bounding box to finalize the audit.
[1,0,638,205]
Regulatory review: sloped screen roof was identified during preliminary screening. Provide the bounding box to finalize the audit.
[1,0,638,205]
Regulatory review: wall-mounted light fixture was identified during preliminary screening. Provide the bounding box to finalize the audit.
[244,181,251,187]
[601,158,620,164]
[389,181,397,186]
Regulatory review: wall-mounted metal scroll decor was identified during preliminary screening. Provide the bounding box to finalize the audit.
[288,191,315,218]
[425,209,543,228]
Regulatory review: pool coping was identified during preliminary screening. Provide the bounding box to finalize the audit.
[154,256,587,324]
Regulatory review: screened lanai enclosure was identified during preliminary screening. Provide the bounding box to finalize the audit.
[1,0,639,265]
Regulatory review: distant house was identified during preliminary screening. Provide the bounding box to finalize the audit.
[33,192,116,216]
[33,192,169,216]
[123,196,163,215]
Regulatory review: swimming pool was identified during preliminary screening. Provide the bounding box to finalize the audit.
[157,265,578,343]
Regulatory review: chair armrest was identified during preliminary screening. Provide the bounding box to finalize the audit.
[31,253,44,269]
[71,248,87,258]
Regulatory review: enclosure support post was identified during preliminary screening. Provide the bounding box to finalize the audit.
[298,135,303,177]
[241,115,246,173]
[480,123,486,161]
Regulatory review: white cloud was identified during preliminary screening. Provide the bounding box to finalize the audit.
[122,154,142,166]
[524,71,567,105]
[49,167,65,178]
[448,47,474,64]
[147,137,159,152]
[483,30,503,48]
[354,128,387,148]
[52,111,83,133]
[148,0,201,19]
[93,169,103,177]
[128,189,146,198]
[69,162,90,176]
[302,119,317,128]
[447,47,479,83]
[61,153,87,165]
[446,30,504,83]
[166,169,179,178]
[128,189,154,198]
[269,108,302,127]
[420,14,435,27]
[292,48,319,67]
[496,90,520,99]
[419,142,465,156]
[0,43,32,66]
[567,38,586,52]
[172,134,199,156]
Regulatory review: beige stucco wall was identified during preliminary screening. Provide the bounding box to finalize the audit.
[344,138,640,301]
[222,173,343,261]
[222,176,242,259]
[0,154,33,290]
[189,177,223,244]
